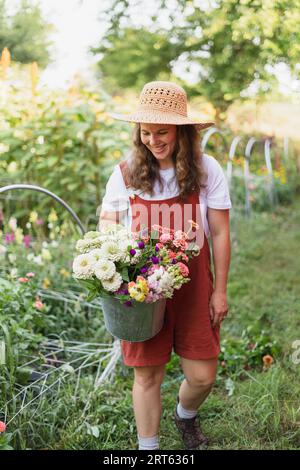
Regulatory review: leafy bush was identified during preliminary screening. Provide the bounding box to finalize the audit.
[219,325,281,378]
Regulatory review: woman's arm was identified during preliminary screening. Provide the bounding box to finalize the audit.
[207,208,231,328]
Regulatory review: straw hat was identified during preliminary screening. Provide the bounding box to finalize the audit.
[108,81,215,130]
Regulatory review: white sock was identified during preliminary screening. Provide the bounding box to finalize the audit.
[138,434,159,450]
[177,401,198,419]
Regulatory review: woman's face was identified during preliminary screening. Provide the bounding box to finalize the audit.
[140,123,177,168]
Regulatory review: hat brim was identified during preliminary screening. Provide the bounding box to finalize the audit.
[107,111,215,130]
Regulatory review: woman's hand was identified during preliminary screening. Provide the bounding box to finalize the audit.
[209,290,229,328]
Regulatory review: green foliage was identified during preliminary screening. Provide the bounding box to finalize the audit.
[94,0,300,119]
[0,276,47,353]
[219,326,280,378]
[0,0,52,67]
[0,432,13,450]
[0,76,131,228]
[92,27,179,93]
[1,197,300,449]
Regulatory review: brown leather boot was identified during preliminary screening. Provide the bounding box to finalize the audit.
[174,397,209,450]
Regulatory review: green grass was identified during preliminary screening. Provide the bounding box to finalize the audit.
[2,198,300,450]
[54,198,300,450]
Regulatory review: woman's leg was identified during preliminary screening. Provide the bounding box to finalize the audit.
[132,364,166,438]
[178,357,218,410]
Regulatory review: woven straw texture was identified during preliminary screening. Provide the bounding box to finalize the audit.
[108,81,215,128]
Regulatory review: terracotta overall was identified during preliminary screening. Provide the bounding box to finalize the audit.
[119,161,220,366]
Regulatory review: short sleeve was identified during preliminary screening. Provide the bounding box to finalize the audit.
[203,154,232,209]
[101,164,129,212]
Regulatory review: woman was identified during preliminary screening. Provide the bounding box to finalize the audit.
[100,81,231,450]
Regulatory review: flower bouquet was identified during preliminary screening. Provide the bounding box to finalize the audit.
[72,222,201,341]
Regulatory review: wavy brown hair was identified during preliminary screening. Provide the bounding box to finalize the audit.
[123,123,207,201]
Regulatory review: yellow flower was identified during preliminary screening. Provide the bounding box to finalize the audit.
[42,277,51,289]
[128,278,149,302]
[136,276,149,295]
[29,211,38,223]
[41,248,52,261]
[60,268,70,278]
[133,291,146,302]
[30,61,39,95]
[15,228,24,244]
[113,150,121,159]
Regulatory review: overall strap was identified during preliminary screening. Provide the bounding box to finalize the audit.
[119,160,130,189]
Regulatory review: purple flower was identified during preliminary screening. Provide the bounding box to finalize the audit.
[172,258,177,264]
[138,241,145,249]
[140,266,147,274]
[125,300,132,307]
[151,256,159,264]
[130,248,136,256]
[155,245,160,252]
[5,233,15,243]
[23,234,31,249]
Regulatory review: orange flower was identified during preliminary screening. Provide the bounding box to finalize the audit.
[0,47,11,69]
[18,277,29,283]
[262,355,274,368]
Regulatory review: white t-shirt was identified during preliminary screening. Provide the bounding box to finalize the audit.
[101,153,232,238]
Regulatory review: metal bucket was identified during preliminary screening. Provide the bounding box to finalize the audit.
[100,296,166,342]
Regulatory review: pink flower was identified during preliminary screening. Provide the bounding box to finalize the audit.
[0,421,6,433]
[177,262,189,277]
[162,227,174,237]
[140,235,150,243]
[34,298,45,310]
[160,233,172,244]
[177,251,189,262]
[26,272,35,277]
[145,291,161,303]
[23,234,31,248]
[36,218,44,226]
[148,265,160,274]
[173,239,188,249]
[131,232,140,240]
[174,230,187,240]
[167,250,177,259]
[18,277,29,283]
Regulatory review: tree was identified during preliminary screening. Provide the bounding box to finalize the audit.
[0,0,52,67]
[92,0,300,122]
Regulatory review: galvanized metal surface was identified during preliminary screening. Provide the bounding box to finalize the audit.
[100,296,166,342]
